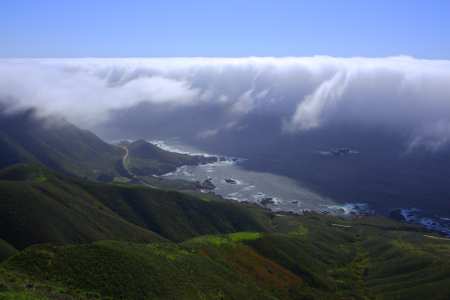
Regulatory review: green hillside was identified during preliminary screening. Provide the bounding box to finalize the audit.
[0,164,270,249]
[0,165,448,299]
[0,111,220,186]
[0,240,16,262]
[126,139,216,176]
[1,214,449,300]
[0,109,125,181]
[0,164,163,249]
[83,182,271,242]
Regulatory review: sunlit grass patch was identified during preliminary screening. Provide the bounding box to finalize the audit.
[33,175,47,183]
[289,225,309,237]
[228,232,262,242]
[391,239,424,255]
[186,232,262,247]
[187,235,229,246]
[145,243,191,261]
[0,292,48,300]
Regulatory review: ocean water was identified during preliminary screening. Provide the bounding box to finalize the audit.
[399,208,450,236]
[149,139,450,236]
[152,139,368,215]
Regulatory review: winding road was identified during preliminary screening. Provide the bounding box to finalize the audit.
[121,146,131,176]
[120,145,156,188]
[423,234,450,241]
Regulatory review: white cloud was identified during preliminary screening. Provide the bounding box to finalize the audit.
[0,59,200,125]
[230,89,255,114]
[196,128,219,139]
[285,71,350,131]
[408,120,450,152]
[1,56,450,148]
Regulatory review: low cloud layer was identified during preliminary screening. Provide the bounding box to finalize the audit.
[1,57,450,149]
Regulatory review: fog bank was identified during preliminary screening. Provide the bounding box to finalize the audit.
[1,57,450,149]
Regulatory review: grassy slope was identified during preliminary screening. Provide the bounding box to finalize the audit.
[2,241,278,300]
[0,165,163,249]
[83,182,271,242]
[0,164,271,249]
[0,165,448,299]
[0,111,217,184]
[0,110,125,181]
[126,139,216,176]
[1,214,449,300]
[0,240,16,262]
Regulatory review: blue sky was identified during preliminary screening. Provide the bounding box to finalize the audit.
[1,0,450,58]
